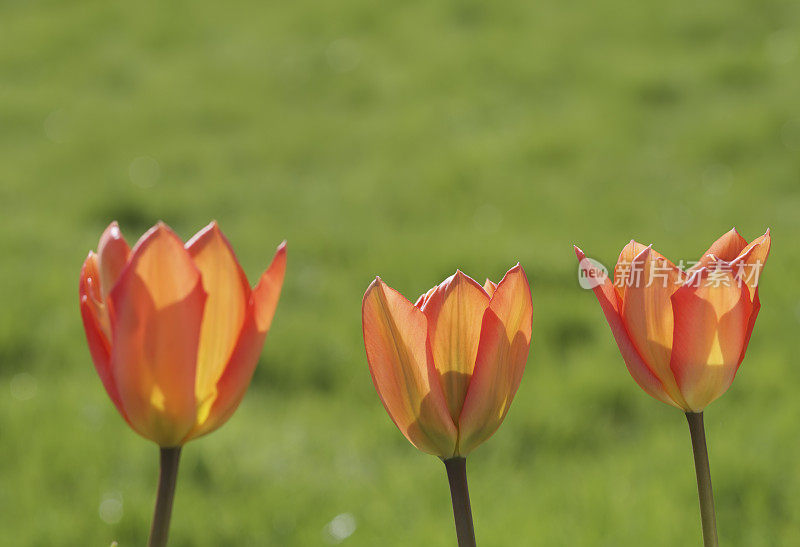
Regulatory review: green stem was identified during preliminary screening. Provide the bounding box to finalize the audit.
[443,457,477,547]
[686,412,718,547]
[147,447,182,547]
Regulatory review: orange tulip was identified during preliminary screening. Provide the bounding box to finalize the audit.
[361,265,533,458]
[79,221,286,447]
[575,228,770,411]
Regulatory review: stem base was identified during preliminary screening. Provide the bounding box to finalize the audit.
[148,446,182,547]
[686,412,718,547]
[443,457,476,547]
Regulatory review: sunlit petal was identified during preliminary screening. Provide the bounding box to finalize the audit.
[457,264,532,455]
[362,278,457,457]
[619,246,688,408]
[670,267,753,410]
[691,228,748,272]
[108,223,206,446]
[186,222,251,424]
[574,246,675,407]
[420,271,490,421]
[97,222,131,299]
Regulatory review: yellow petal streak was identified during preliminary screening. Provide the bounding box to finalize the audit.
[186,223,249,426]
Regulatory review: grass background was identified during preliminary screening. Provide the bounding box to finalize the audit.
[2,0,800,544]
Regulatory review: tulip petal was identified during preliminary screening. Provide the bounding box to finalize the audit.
[620,246,688,408]
[79,252,128,420]
[730,230,771,298]
[186,222,251,420]
[362,278,457,457]
[252,241,287,333]
[184,304,262,441]
[670,267,753,410]
[692,228,748,271]
[574,247,675,407]
[483,279,498,297]
[109,223,206,446]
[97,222,131,299]
[187,241,287,440]
[420,271,490,422]
[457,264,532,455]
[613,240,649,296]
[739,291,761,364]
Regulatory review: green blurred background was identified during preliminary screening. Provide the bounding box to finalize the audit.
[1,0,799,544]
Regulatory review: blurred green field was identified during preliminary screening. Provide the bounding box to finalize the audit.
[2,0,800,544]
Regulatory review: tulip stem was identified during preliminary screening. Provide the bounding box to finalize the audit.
[148,447,182,547]
[686,412,718,547]
[444,457,477,547]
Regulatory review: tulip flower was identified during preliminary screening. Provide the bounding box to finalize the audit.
[79,221,286,547]
[575,228,770,547]
[362,265,532,547]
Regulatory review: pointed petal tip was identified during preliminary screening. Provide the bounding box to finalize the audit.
[440,269,487,297]
[99,221,124,243]
[204,219,221,234]
[185,221,225,249]
[102,220,121,236]
[494,263,529,289]
[452,269,477,284]
[97,223,131,299]
[632,244,653,262]
[365,276,384,295]
[140,221,178,247]
[153,220,182,238]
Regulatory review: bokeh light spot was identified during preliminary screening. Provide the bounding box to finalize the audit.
[98,492,124,524]
[323,513,356,543]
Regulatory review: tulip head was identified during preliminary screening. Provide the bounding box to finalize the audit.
[576,228,770,412]
[79,221,286,446]
[362,265,533,459]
